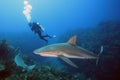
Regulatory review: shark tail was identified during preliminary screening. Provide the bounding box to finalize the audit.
[27,64,36,70]
[96,46,104,66]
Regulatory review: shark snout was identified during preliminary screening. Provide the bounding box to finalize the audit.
[33,50,40,54]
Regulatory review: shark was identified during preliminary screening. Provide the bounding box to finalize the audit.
[14,53,36,71]
[34,35,103,68]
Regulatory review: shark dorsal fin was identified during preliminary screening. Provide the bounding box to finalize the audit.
[68,35,77,46]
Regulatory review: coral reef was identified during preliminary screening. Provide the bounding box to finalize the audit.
[0,39,19,61]
[4,65,91,80]
[0,39,19,79]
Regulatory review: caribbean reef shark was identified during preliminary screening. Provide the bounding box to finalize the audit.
[34,35,103,68]
[14,53,36,71]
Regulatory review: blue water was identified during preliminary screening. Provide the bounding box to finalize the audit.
[0,0,120,80]
[0,0,120,52]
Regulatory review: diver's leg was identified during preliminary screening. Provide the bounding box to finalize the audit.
[42,34,50,37]
[40,36,48,43]
[37,31,49,38]
[37,32,48,43]
[43,34,56,38]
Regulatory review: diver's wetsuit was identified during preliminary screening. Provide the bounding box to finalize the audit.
[28,22,52,43]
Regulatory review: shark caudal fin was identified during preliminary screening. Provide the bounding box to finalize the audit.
[96,46,104,65]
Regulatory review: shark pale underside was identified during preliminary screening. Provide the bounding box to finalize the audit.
[34,35,101,68]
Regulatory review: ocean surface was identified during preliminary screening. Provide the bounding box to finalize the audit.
[0,0,120,80]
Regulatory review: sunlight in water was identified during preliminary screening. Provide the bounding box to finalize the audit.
[23,0,32,22]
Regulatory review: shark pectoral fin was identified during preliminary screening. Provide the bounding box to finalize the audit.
[59,55,78,68]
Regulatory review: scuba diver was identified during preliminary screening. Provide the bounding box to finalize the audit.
[28,22,56,43]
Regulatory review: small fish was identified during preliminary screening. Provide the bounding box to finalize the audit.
[34,35,103,68]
